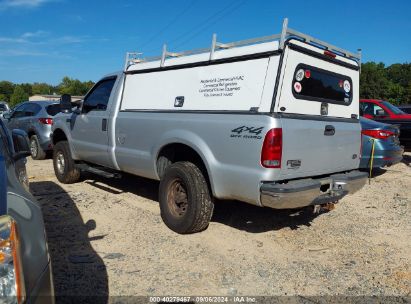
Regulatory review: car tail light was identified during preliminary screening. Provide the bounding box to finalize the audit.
[361,129,395,139]
[261,128,282,168]
[38,118,53,125]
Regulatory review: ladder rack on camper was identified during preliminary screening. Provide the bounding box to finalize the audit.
[124,18,361,71]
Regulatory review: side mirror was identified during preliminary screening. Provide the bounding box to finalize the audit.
[11,129,31,161]
[72,101,83,114]
[2,113,11,120]
[60,94,73,114]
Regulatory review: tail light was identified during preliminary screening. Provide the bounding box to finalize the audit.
[361,129,395,139]
[261,128,282,168]
[38,118,53,125]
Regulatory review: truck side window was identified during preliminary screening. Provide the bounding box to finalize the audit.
[82,78,116,113]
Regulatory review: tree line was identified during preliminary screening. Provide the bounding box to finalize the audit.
[1,62,410,108]
[0,77,95,107]
[360,62,411,105]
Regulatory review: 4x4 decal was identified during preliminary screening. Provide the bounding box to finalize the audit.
[230,126,264,139]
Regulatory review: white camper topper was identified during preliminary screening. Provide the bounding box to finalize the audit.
[122,19,360,119]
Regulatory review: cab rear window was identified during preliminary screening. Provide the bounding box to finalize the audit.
[292,64,353,105]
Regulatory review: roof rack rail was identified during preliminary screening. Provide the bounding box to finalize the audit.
[124,18,361,71]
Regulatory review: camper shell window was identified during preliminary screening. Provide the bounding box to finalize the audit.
[292,64,353,106]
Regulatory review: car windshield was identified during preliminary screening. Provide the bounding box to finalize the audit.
[0,104,7,111]
[46,104,61,116]
[381,101,405,115]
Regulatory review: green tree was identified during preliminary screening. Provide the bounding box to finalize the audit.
[58,77,94,96]
[404,81,411,104]
[83,80,94,94]
[0,94,7,102]
[360,62,390,99]
[386,83,405,105]
[386,63,411,88]
[20,83,32,96]
[10,85,29,107]
[32,82,55,95]
[360,62,411,104]
[0,81,15,102]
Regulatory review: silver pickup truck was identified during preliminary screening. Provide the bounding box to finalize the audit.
[51,19,367,234]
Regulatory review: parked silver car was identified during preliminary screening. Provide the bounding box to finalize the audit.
[3,101,60,160]
[0,119,54,302]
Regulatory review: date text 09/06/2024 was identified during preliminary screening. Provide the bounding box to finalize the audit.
[149,296,257,303]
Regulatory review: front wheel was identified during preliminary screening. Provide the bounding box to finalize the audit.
[159,162,214,234]
[53,141,81,184]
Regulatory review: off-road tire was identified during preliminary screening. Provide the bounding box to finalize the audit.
[30,135,46,160]
[53,141,81,184]
[159,161,214,234]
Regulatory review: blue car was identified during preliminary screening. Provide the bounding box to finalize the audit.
[360,117,404,169]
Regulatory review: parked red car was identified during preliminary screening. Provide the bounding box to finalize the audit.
[360,99,411,150]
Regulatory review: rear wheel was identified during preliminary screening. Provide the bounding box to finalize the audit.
[53,141,81,184]
[159,161,214,234]
[30,135,46,160]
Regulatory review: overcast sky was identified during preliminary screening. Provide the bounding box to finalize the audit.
[0,0,410,84]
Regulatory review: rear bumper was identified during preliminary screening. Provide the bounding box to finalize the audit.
[260,170,367,209]
[38,135,53,151]
[360,146,404,168]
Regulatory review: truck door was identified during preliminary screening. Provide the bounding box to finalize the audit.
[70,76,117,167]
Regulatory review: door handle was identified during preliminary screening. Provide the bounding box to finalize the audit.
[324,125,335,136]
[102,119,108,131]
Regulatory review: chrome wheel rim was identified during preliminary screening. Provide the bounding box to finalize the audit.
[56,152,65,174]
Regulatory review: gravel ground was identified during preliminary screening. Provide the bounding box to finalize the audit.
[27,154,411,301]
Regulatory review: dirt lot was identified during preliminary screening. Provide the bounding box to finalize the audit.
[27,155,410,300]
